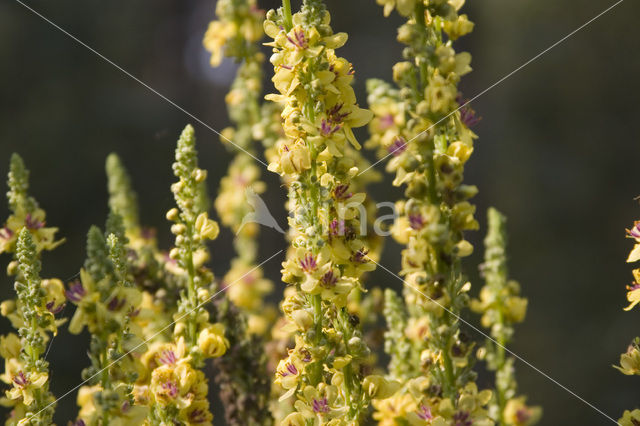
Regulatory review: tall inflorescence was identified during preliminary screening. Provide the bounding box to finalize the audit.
[136,125,228,425]
[203,1,274,424]
[67,215,147,425]
[205,0,275,337]
[0,154,65,425]
[615,218,640,425]
[106,153,182,342]
[264,1,399,423]
[368,1,493,424]
[471,208,541,425]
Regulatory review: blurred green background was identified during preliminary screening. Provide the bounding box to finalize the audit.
[1,0,639,424]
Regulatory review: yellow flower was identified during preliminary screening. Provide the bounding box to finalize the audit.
[197,323,229,358]
[195,212,220,240]
[424,73,457,114]
[150,362,205,409]
[293,384,347,421]
[271,142,312,176]
[615,343,640,375]
[0,333,21,359]
[372,393,417,426]
[275,354,305,391]
[76,385,99,420]
[503,397,542,426]
[7,370,48,406]
[281,412,306,426]
[42,278,66,315]
[443,14,475,41]
[620,409,640,426]
[224,260,273,311]
[179,398,213,426]
[375,0,416,17]
[362,375,402,400]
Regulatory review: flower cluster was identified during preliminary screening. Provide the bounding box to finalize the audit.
[137,125,228,424]
[0,155,65,426]
[264,0,400,423]
[204,2,276,424]
[471,208,541,425]
[0,154,63,258]
[203,0,264,66]
[369,1,494,423]
[616,218,640,425]
[67,217,147,425]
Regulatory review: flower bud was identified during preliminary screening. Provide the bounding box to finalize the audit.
[362,375,401,399]
[166,208,179,221]
[198,323,229,358]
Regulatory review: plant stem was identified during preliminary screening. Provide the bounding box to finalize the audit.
[282,0,293,31]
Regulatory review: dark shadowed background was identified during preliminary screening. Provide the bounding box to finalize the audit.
[1,0,639,424]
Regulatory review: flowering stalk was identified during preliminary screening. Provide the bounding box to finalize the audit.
[471,208,540,425]
[67,215,147,425]
[0,154,65,425]
[202,3,277,424]
[615,218,640,425]
[264,1,399,423]
[0,230,58,425]
[368,1,493,423]
[106,153,183,343]
[205,0,275,335]
[136,125,228,424]
[0,154,64,260]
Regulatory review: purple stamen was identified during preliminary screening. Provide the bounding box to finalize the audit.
[158,349,177,366]
[409,214,424,230]
[300,254,317,273]
[321,271,338,288]
[628,221,640,239]
[326,103,349,123]
[312,397,330,414]
[417,405,433,420]
[286,29,308,49]
[162,381,179,398]
[65,281,86,303]
[24,213,44,230]
[281,363,298,377]
[329,219,345,238]
[452,411,472,426]
[351,248,369,264]
[320,119,341,136]
[189,409,207,423]
[46,300,65,314]
[379,113,394,129]
[0,227,13,240]
[333,184,352,200]
[516,408,531,423]
[107,297,126,311]
[12,371,28,387]
[457,93,481,128]
[388,137,407,156]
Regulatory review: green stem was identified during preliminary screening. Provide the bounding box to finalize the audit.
[101,348,110,425]
[495,312,507,425]
[184,223,198,347]
[282,0,293,31]
[339,309,356,419]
